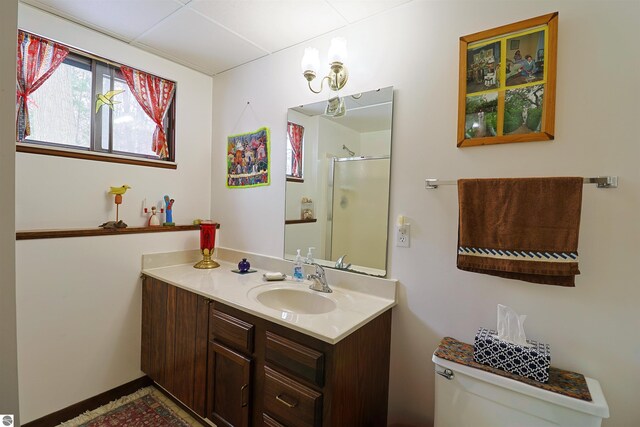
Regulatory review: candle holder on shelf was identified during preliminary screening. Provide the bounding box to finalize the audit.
[194,220,220,269]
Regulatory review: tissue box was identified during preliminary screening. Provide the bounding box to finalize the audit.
[473,328,551,383]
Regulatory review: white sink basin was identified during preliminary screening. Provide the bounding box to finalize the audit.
[256,288,336,314]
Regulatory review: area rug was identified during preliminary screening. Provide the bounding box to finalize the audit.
[57,386,203,426]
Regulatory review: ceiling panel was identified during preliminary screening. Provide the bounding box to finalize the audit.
[23,0,184,42]
[135,7,269,74]
[326,0,410,23]
[21,0,413,75]
[189,0,348,53]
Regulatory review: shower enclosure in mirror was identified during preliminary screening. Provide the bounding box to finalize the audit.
[284,87,393,277]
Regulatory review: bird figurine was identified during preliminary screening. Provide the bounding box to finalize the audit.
[109,185,131,196]
[108,185,131,223]
[95,90,124,113]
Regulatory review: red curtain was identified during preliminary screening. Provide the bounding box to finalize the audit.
[16,30,69,141]
[287,122,304,177]
[120,66,175,159]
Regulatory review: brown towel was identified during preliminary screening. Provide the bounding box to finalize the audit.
[457,177,583,286]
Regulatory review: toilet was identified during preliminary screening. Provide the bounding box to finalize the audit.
[432,354,609,427]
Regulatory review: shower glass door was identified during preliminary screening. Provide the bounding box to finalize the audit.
[328,156,390,271]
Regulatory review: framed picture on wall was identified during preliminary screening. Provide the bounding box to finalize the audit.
[457,12,558,147]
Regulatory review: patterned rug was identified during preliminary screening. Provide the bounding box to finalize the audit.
[57,386,203,426]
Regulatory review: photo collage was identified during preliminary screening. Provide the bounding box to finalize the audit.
[465,28,547,139]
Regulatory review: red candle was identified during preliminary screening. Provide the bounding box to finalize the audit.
[200,221,216,251]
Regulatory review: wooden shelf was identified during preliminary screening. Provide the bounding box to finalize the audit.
[16,224,201,240]
[284,218,317,225]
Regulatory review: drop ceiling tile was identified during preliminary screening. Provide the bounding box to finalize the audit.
[136,7,268,74]
[189,0,348,53]
[22,0,185,42]
[326,0,411,23]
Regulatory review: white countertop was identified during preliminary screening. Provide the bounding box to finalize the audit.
[141,249,397,344]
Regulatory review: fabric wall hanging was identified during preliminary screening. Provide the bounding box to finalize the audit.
[227,127,270,189]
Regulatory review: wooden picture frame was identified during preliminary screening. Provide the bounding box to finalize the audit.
[457,12,558,147]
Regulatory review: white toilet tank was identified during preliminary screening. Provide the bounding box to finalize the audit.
[432,354,609,427]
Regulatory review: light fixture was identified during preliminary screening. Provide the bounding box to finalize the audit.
[301,37,349,94]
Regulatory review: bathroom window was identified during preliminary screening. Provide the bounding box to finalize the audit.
[286,121,304,181]
[17,30,176,167]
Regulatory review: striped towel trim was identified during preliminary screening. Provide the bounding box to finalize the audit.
[458,247,578,263]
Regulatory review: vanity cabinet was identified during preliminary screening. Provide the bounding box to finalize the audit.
[141,276,392,426]
[141,276,210,417]
[210,302,392,427]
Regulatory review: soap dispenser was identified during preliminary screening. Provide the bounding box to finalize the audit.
[293,249,304,281]
[305,247,315,264]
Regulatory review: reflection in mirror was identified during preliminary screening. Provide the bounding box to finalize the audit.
[286,122,304,180]
[284,86,393,277]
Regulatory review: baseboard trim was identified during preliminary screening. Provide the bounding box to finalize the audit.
[22,376,153,427]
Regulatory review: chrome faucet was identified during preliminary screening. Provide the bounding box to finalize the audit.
[307,263,332,293]
[335,254,351,270]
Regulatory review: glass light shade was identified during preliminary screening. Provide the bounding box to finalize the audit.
[328,37,348,64]
[301,47,320,73]
[199,220,216,251]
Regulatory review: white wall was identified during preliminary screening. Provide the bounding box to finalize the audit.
[16,4,213,423]
[361,129,392,156]
[0,0,20,424]
[211,1,640,426]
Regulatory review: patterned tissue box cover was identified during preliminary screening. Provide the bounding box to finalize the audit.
[473,327,551,383]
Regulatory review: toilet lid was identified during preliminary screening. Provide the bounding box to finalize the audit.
[433,354,609,419]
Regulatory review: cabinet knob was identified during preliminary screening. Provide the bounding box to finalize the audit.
[276,393,298,408]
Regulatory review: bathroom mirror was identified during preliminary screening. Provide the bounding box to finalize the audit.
[284,86,393,277]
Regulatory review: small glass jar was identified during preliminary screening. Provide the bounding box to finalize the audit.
[238,258,250,273]
[301,198,314,220]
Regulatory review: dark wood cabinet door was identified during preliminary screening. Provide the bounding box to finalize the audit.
[141,277,169,388]
[173,287,210,415]
[141,277,210,417]
[207,341,252,427]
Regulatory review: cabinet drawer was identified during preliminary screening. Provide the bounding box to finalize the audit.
[266,332,324,387]
[262,413,286,427]
[210,308,254,353]
[264,366,322,427]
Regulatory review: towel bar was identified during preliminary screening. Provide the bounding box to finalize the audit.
[425,176,618,189]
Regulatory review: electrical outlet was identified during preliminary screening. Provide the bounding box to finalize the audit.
[396,224,410,247]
